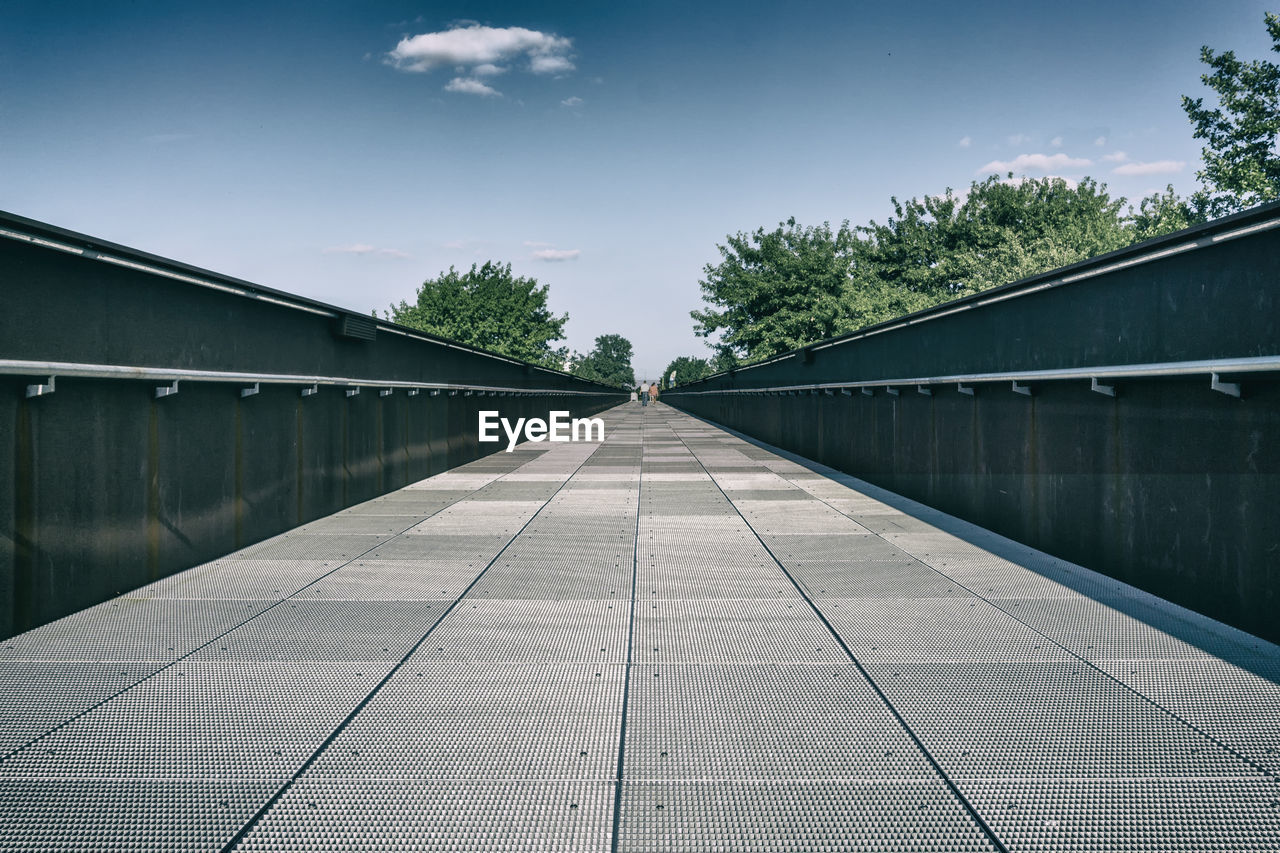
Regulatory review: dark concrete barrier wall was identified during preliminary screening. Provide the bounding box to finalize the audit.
[667,203,1280,644]
[0,213,622,638]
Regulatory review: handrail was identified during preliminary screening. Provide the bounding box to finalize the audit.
[0,211,590,383]
[681,202,1280,385]
[1,359,618,398]
[665,355,1280,397]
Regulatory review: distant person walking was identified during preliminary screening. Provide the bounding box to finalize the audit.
[648,382,659,405]
[639,384,648,407]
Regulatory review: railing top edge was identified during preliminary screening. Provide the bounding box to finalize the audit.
[664,355,1280,394]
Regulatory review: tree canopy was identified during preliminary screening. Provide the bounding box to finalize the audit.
[386,262,568,368]
[662,356,711,388]
[691,218,865,363]
[571,334,636,389]
[1182,12,1280,217]
[860,174,1133,298]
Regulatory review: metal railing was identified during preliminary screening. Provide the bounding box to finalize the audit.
[683,203,1280,382]
[0,213,580,379]
[665,355,1280,399]
[2,359,618,400]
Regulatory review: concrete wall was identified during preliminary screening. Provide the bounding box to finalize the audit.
[0,213,622,637]
[667,203,1280,644]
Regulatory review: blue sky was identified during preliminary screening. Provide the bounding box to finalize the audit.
[3,1,1274,381]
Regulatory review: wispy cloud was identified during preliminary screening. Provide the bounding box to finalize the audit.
[977,152,1093,174]
[532,248,581,261]
[1094,136,1107,146]
[561,96,583,107]
[444,77,501,97]
[323,244,410,258]
[1101,150,1128,162]
[531,55,575,75]
[523,240,553,247]
[386,24,575,95]
[1007,133,1032,146]
[1112,159,1185,176]
[958,135,971,148]
[1049,135,1063,148]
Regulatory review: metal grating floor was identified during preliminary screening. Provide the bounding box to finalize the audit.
[2,402,1278,851]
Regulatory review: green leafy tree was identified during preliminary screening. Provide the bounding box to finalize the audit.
[571,334,636,389]
[692,218,862,362]
[710,349,740,374]
[1182,13,1280,217]
[386,262,568,368]
[1126,185,1203,242]
[860,175,1131,297]
[662,356,711,388]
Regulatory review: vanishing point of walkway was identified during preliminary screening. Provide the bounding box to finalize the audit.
[1,403,1278,851]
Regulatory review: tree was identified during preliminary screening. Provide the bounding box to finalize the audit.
[1182,13,1280,218]
[710,349,740,375]
[860,175,1132,297]
[571,334,635,389]
[386,262,568,368]
[662,356,711,388]
[691,218,862,363]
[1126,185,1203,242]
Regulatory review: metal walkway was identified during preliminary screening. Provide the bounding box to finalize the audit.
[1,403,1278,851]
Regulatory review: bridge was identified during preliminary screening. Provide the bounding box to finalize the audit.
[1,208,1279,850]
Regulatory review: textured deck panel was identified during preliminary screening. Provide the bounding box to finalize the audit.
[1,403,1278,851]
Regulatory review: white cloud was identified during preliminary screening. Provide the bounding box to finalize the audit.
[1101,150,1128,162]
[1049,135,1063,148]
[386,24,574,77]
[442,240,465,249]
[323,244,409,258]
[532,248,581,261]
[1112,159,1185,176]
[472,63,506,77]
[531,54,575,75]
[1094,136,1107,146]
[561,96,583,107]
[1007,132,1032,145]
[958,135,971,148]
[444,77,501,97]
[977,152,1093,174]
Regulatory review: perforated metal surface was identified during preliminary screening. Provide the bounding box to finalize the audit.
[1,403,1278,851]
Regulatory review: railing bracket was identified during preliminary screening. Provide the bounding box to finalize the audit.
[300,384,318,397]
[345,387,360,398]
[240,383,260,398]
[1211,372,1241,398]
[917,385,932,396]
[886,387,900,396]
[957,384,974,396]
[1091,378,1116,397]
[1012,380,1032,396]
[861,388,873,397]
[155,380,179,399]
[379,388,393,397]
[407,389,420,397]
[25,376,55,398]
